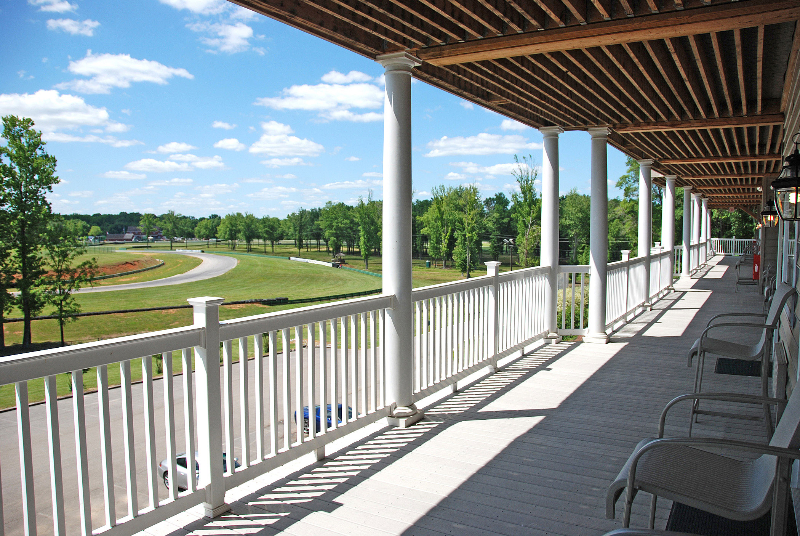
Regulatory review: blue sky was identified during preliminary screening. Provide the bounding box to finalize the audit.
[2,0,631,218]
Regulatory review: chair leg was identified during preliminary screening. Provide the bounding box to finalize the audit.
[761,356,774,436]
[623,488,634,528]
[649,495,657,529]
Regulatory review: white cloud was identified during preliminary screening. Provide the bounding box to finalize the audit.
[249,121,324,157]
[241,178,272,184]
[274,174,296,179]
[247,185,302,199]
[362,172,382,178]
[345,156,360,162]
[187,21,258,54]
[500,119,528,131]
[157,141,196,153]
[450,161,533,177]
[322,179,382,190]
[196,183,239,197]
[214,138,245,151]
[157,0,225,14]
[104,121,130,132]
[320,70,373,84]
[44,132,141,147]
[149,178,194,186]
[255,75,383,122]
[444,172,467,181]
[460,101,474,110]
[56,50,193,94]
[121,108,132,115]
[425,133,543,157]
[103,171,145,180]
[191,155,225,169]
[47,19,100,36]
[260,157,311,168]
[0,89,111,132]
[126,159,192,173]
[29,0,76,13]
[68,190,93,198]
[212,120,236,130]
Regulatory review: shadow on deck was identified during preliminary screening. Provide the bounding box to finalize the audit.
[147,255,769,536]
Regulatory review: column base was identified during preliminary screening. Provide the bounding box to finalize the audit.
[584,332,609,344]
[545,333,562,344]
[203,502,231,519]
[643,301,653,311]
[387,404,423,428]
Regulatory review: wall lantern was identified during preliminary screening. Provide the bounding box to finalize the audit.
[761,198,779,228]
[771,132,800,221]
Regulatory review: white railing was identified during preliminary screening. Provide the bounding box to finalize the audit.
[555,266,589,335]
[410,266,549,400]
[673,246,683,276]
[710,238,757,256]
[0,294,394,536]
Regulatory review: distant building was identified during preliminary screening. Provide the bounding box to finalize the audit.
[105,226,163,242]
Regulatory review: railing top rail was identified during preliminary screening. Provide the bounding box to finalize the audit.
[498,265,548,282]
[557,265,590,273]
[412,272,493,301]
[219,293,394,340]
[608,256,647,271]
[0,325,204,386]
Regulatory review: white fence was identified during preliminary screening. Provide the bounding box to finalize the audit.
[0,252,697,536]
[710,238,757,256]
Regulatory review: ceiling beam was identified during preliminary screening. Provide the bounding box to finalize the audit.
[416,0,800,66]
[660,154,782,164]
[681,173,769,179]
[613,114,784,133]
[691,185,760,190]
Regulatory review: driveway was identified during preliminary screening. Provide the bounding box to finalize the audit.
[78,251,238,293]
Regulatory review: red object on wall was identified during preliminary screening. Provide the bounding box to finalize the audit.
[753,254,761,280]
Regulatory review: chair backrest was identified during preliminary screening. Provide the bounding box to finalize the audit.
[765,282,797,327]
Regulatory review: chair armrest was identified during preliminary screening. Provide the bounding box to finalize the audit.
[658,393,787,437]
[622,437,800,525]
[700,321,775,344]
[706,312,767,327]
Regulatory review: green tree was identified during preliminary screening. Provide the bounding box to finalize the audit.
[88,225,102,238]
[319,202,353,255]
[195,216,220,247]
[0,116,60,348]
[217,213,241,249]
[239,213,259,252]
[43,218,97,345]
[260,216,282,252]
[139,213,157,247]
[354,193,381,270]
[420,186,459,268]
[452,185,484,277]
[159,210,181,250]
[560,189,590,264]
[0,218,14,348]
[510,155,541,267]
[484,192,512,260]
[286,209,308,255]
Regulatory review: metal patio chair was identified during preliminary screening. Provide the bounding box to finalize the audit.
[606,389,800,536]
[687,282,796,433]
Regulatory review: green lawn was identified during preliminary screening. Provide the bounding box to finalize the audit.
[91,252,203,286]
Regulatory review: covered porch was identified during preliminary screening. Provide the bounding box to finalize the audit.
[138,255,769,536]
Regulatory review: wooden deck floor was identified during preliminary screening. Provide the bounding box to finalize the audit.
[146,255,771,536]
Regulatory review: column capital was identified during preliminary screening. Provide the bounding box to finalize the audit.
[701,197,708,207]
[376,51,421,71]
[664,175,677,184]
[637,159,654,168]
[587,127,610,139]
[683,185,692,192]
[539,126,564,137]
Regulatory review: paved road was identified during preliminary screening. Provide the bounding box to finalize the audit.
[78,251,238,293]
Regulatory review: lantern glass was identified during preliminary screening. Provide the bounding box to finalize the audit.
[770,133,800,221]
[761,199,778,227]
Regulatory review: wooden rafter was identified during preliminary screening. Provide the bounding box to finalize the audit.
[661,154,782,164]
[415,0,800,65]
[613,114,784,132]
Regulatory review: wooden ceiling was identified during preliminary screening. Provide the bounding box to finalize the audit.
[231,0,800,213]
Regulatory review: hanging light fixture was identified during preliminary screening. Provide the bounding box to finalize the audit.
[761,198,779,227]
[771,132,800,221]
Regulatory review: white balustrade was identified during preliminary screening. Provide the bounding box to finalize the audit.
[0,253,685,536]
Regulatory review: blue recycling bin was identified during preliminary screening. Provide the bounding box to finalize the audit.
[295,404,353,433]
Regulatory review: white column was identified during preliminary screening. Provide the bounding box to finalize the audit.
[662,176,676,287]
[692,194,701,245]
[638,159,653,306]
[188,297,228,518]
[587,128,610,343]
[682,186,692,276]
[700,198,708,263]
[378,52,421,427]
[540,126,563,340]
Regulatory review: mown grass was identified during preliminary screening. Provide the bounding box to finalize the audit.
[91,252,202,286]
